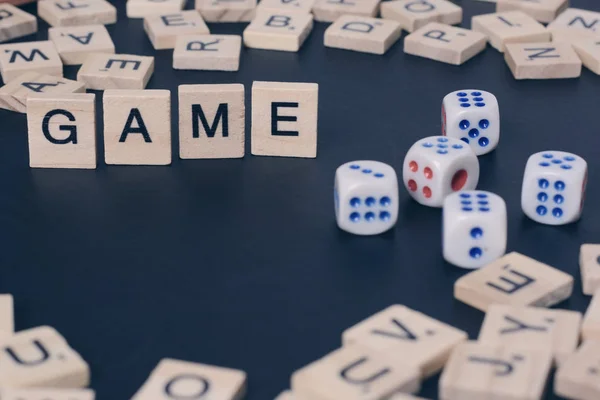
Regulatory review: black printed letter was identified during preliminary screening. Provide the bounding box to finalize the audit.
[42,109,78,145]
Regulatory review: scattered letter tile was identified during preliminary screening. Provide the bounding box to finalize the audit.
[581,244,600,295]
[548,8,600,43]
[471,11,550,52]
[324,16,401,55]
[251,81,318,158]
[380,0,462,33]
[504,42,582,79]
[48,25,115,65]
[38,0,117,27]
[257,0,315,15]
[404,22,486,65]
[243,12,313,52]
[131,358,246,400]
[555,341,600,400]
[291,345,421,400]
[127,0,186,19]
[195,0,257,23]
[0,4,37,43]
[0,41,62,84]
[143,10,210,50]
[77,53,154,90]
[342,305,467,378]
[312,0,380,23]
[0,388,95,400]
[571,38,600,75]
[173,34,241,71]
[582,289,600,341]
[454,252,574,312]
[496,0,568,24]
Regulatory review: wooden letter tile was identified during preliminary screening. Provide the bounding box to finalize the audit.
[251,81,318,158]
[0,4,37,43]
[404,22,486,65]
[103,89,171,166]
[581,244,600,295]
[257,0,315,15]
[440,341,552,400]
[0,294,13,339]
[496,0,568,24]
[312,0,380,23]
[478,304,581,365]
[77,53,154,90]
[548,8,600,43]
[505,42,582,79]
[324,16,401,55]
[342,305,467,378]
[0,326,90,388]
[48,25,115,65]
[38,0,117,27]
[143,11,210,50]
[195,0,257,23]
[380,0,462,33]
[291,345,421,400]
[555,341,600,400]
[127,0,186,19]
[27,93,96,169]
[472,11,550,52]
[389,394,429,400]
[454,252,574,312]
[0,72,85,113]
[174,35,241,71]
[0,389,95,400]
[131,358,246,400]
[570,38,600,75]
[179,84,244,159]
[582,289,600,341]
[0,41,62,84]
[243,12,313,52]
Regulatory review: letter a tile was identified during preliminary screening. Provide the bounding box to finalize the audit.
[342,305,467,377]
[291,345,421,400]
[48,25,115,66]
[131,358,246,400]
[454,252,574,312]
[440,341,552,400]
[555,341,600,400]
[504,42,582,79]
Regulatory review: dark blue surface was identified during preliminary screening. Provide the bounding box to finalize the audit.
[1,0,600,399]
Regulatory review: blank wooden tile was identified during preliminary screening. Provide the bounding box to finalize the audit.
[48,25,115,65]
[0,326,90,388]
[291,345,421,400]
[571,38,600,75]
[131,358,246,400]
[581,244,600,295]
[496,0,568,24]
[472,11,550,52]
[0,388,95,400]
[127,0,186,18]
[38,0,117,27]
[404,22,486,65]
[0,72,85,113]
[555,341,600,400]
[505,42,582,79]
[251,81,318,158]
[440,341,552,400]
[103,90,171,166]
[478,304,581,365]
[0,294,14,338]
[380,0,462,33]
[0,4,37,43]
[179,84,244,159]
[77,53,154,90]
[195,0,257,22]
[0,41,62,84]
[582,289,600,341]
[324,16,401,55]
[257,0,315,15]
[174,35,241,71]
[342,305,467,378]
[548,8,600,43]
[454,252,574,312]
[312,0,380,23]
[243,12,313,52]
[143,10,210,50]
[27,93,96,169]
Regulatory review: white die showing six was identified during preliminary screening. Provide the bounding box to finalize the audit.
[334,161,399,235]
[403,136,480,208]
[521,151,587,226]
[442,89,500,156]
[443,190,507,269]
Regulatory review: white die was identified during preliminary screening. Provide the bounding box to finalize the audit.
[521,151,587,226]
[403,136,479,208]
[334,161,399,235]
[442,89,500,156]
[443,190,507,269]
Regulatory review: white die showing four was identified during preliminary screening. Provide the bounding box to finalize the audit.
[521,151,587,226]
[334,161,399,235]
[443,190,507,269]
[403,136,479,208]
[442,89,500,156]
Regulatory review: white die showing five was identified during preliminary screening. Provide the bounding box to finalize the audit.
[334,161,399,235]
[521,151,587,226]
[442,89,500,156]
[403,136,479,208]
[443,190,507,269]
